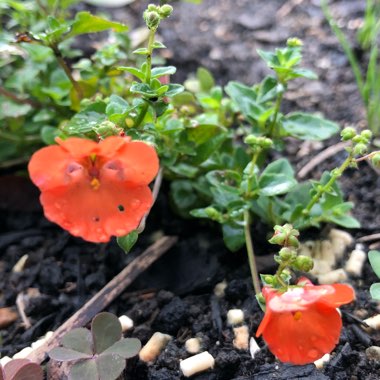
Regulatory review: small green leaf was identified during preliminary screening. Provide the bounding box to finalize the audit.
[132,48,149,55]
[67,12,128,38]
[96,353,125,380]
[69,360,98,380]
[117,66,145,82]
[165,84,184,97]
[102,338,141,359]
[222,223,245,252]
[49,347,92,362]
[152,41,166,49]
[40,126,59,145]
[92,312,122,354]
[117,231,139,254]
[369,250,380,278]
[106,95,129,116]
[151,66,176,78]
[282,112,339,141]
[370,283,380,300]
[197,67,215,92]
[130,83,157,98]
[62,328,93,355]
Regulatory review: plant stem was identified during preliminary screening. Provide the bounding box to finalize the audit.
[274,263,287,288]
[50,44,83,100]
[304,150,354,214]
[145,29,156,85]
[133,101,149,128]
[0,86,41,108]
[244,210,261,295]
[269,91,283,137]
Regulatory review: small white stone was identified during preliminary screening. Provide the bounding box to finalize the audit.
[366,346,380,361]
[249,337,260,359]
[139,332,172,363]
[31,338,45,349]
[314,353,330,369]
[44,331,54,339]
[345,249,366,276]
[0,356,12,366]
[320,240,335,266]
[364,314,380,331]
[310,259,333,276]
[233,325,249,350]
[317,268,348,285]
[118,315,134,332]
[214,280,227,298]
[329,229,353,258]
[185,338,201,354]
[180,351,215,377]
[227,309,244,326]
[13,346,33,359]
[12,254,29,273]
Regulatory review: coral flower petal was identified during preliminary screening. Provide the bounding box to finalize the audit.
[57,137,98,158]
[320,283,355,307]
[28,145,72,191]
[116,141,159,185]
[40,182,152,243]
[260,302,342,365]
[98,136,131,157]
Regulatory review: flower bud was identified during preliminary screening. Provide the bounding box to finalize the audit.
[371,153,380,168]
[159,4,173,18]
[144,10,160,30]
[262,275,274,285]
[279,247,297,262]
[205,207,223,222]
[244,134,258,145]
[353,143,367,156]
[260,137,273,149]
[360,130,372,141]
[340,127,356,141]
[292,255,314,272]
[287,37,303,47]
[148,4,158,11]
[269,224,300,247]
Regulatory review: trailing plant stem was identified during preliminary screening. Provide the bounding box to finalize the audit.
[274,262,287,288]
[269,91,283,137]
[304,151,354,214]
[244,210,261,295]
[51,44,83,100]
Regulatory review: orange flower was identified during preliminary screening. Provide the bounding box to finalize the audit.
[28,136,159,243]
[256,278,355,365]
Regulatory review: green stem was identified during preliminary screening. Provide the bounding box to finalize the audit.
[274,262,287,288]
[51,44,83,100]
[304,150,354,214]
[133,101,149,128]
[145,29,156,85]
[244,210,261,295]
[269,91,283,137]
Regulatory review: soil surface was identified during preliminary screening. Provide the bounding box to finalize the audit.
[1,0,380,379]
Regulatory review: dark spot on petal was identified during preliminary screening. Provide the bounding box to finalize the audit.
[118,205,125,212]
[93,216,100,222]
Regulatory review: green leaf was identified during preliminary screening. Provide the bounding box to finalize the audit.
[96,353,125,380]
[62,328,93,355]
[222,223,245,252]
[170,180,199,214]
[69,360,98,380]
[369,250,380,278]
[49,347,91,362]
[130,83,157,98]
[91,312,122,354]
[282,112,340,141]
[117,231,139,254]
[325,213,361,228]
[102,338,141,359]
[151,66,176,78]
[165,84,184,97]
[197,67,215,92]
[187,124,221,145]
[67,12,128,39]
[290,68,318,80]
[259,159,297,196]
[370,283,380,300]
[117,66,145,82]
[132,48,149,55]
[152,41,166,49]
[106,95,129,116]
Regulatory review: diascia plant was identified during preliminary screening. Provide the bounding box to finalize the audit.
[256,224,355,364]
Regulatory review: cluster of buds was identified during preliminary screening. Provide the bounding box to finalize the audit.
[270,224,313,276]
[93,120,125,140]
[286,37,303,48]
[244,135,273,152]
[143,4,173,30]
[341,127,372,156]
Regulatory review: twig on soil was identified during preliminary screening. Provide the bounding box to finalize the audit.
[15,293,32,329]
[297,141,349,179]
[26,235,177,364]
[358,233,380,243]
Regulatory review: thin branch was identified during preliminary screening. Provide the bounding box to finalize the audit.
[0,86,41,108]
[16,293,32,329]
[26,235,177,364]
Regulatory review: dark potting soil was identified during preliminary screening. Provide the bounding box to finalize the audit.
[1,0,380,379]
